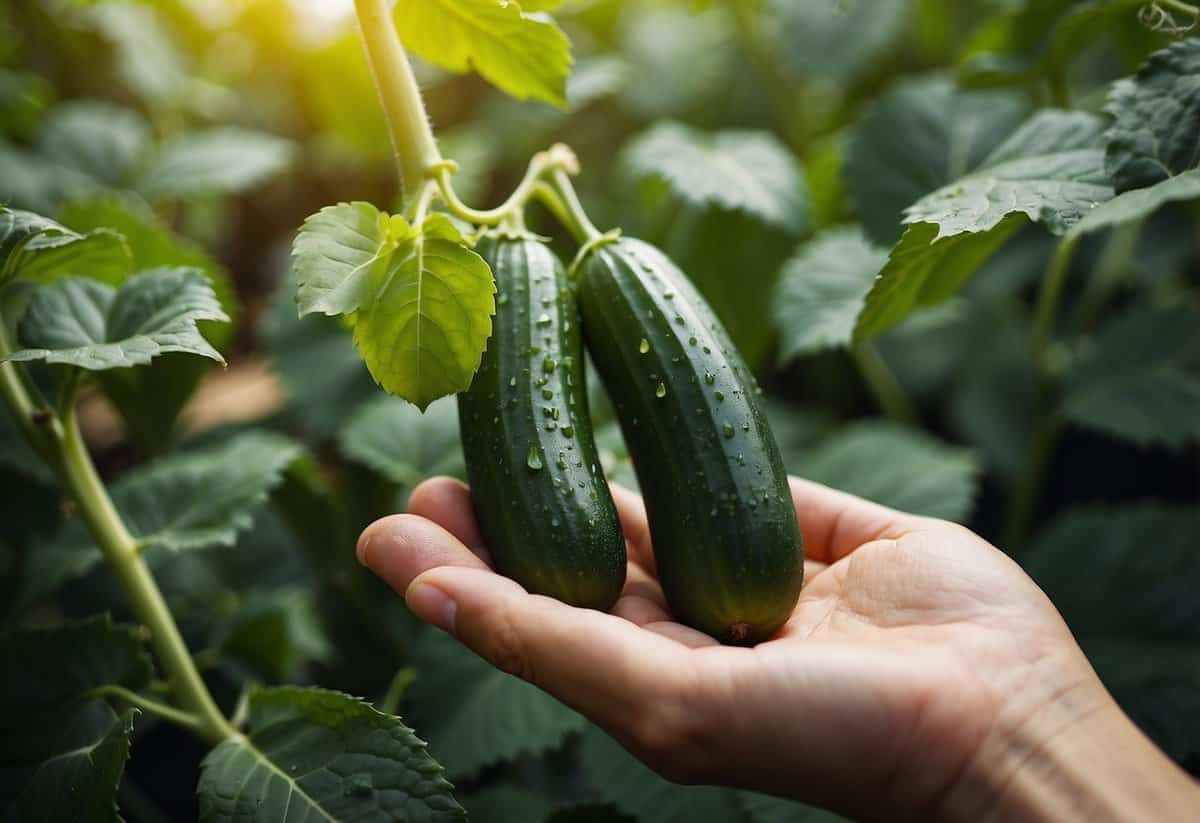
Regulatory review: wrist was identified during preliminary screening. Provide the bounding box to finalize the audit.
[940,673,1198,823]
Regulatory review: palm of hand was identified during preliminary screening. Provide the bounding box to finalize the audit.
[358,476,1098,821]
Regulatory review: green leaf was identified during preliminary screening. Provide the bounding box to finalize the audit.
[904,109,1113,239]
[0,142,102,214]
[802,421,980,521]
[15,431,303,611]
[618,6,735,119]
[1105,38,1200,193]
[738,792,849,823]
[580,725,744,823]
[1062,305,1200,448]
[624,122,808,233]
[405,630,586,780]
[844,76,1029,245]
[0,207,131,286]
[1072,168,1200,237]
[35,100,151,187]
[353,215,496,410]
[137,127,293,198]
[215,587,333,683]
[852,216,1024,341]
[339,395,464,486]
[396,0,572,107]
[0,69,53,139]
[0,404,53,485]
[1026,504,1200,761]
[544,804,636,823]
[762,0,907,81]
[294,201,396,318]
[0,616,152,822]
[5,267,227,370]
[960,0,1146,89]
[198,686,465,822]
[773,227,887,360]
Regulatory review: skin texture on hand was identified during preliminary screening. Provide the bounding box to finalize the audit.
[357,476,1199,823]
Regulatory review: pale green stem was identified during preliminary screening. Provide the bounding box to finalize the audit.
[1031,234,1081,367]
[435,144,579,226]
[354,0,442,208]
[89,685,207,735]
[851,342,919,426]
[0,330,236,746]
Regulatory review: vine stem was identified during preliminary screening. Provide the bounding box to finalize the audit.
[88,685,208,735]
[851,343,918,426]
[547,168,603,243]
[354,0,442,208]
[435,144,579,226]
[0,325,236,746]
[1004,234,1081,553]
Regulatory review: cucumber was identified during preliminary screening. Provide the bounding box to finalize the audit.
[458,233,626,610]
[577,237,803,644]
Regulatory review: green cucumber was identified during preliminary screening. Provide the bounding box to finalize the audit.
[577,236,803,644]
[458,233,626,610]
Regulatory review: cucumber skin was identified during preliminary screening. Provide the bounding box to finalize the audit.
[458,234,626,611]
[578,237,803,644]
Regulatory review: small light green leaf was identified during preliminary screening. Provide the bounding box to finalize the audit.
[774,227,888,360]
[294,201,397,318]
[353,215,496,410]
[904,110,1113,239]
[762,0,907,81]
[14,431,303,611]
[1106,38,1200,193]
[1062,305,1200,448]
[0,207,131,286]
[0,616,152,822]
[405,630,586,780]
[580,725,744,823]
[138,127,293,198]
[624,122,808,233]
[396,0,572,107]
[198,686,465,822]
[802,421,980,521]
[1072,168,1200,237]
[5,267,228,370]
[844,76,1030,245]
[339,395,464,486]
[853,216,1024,341]
[35,99,151,187]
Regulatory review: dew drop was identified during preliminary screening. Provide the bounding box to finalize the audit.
[688,336,697,346]
[497,292,509,305]
[664,290,675,300]
[655,382,667,398]
[715,391,725,402]
[639,338,650,354]
[562,424,575,436]
[536,312,552,326]
[722,424,735,439]
[705,372,715,384]
[542,388,553,400]
[527,447,543,470]
[509,377,517,387]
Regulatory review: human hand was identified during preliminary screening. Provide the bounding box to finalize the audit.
[357,477,1197,822]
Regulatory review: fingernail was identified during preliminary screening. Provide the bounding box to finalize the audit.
[406,582,457,634]
[355,531,372,566]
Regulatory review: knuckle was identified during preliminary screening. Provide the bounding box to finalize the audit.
[480,602,534,683]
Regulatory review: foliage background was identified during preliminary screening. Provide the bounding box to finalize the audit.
[0,0,1197,820]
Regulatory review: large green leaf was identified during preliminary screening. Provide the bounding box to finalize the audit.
[5,267,227,370]
[580,725,744,823]
[294,201,397,318]
[844,76,1029,245]
[1071,168,1200,238]
[0,142,102,214]
[0,207,131,286]
[198,686,465,822]
[405,630,586,780]
[214,587,333,683]
[855,110,1113,340]
[338,395,464,486]
[774,227,888,360]
[137,127,293,198]
[352,215,496,410]
[762,0,907,82]
[904,109,1113,238]
[618,6,735,119]
[1105,38,1200,193]
[14,431,303,612]
[35,100,151,187]
[0,616,152,822]
[739,792,849,823]
[624,122,808,233]
[462,786,556,823]
[1026,504,1200,761]
[801,422,980,522]
[1062,305,1200,448]
[395,0,572,107]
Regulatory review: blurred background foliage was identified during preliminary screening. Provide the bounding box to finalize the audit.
[0,0,1197,821]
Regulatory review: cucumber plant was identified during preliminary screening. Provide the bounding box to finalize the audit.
[1,1,1199,821]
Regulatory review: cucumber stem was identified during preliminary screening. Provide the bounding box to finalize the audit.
[851,342,918,426]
